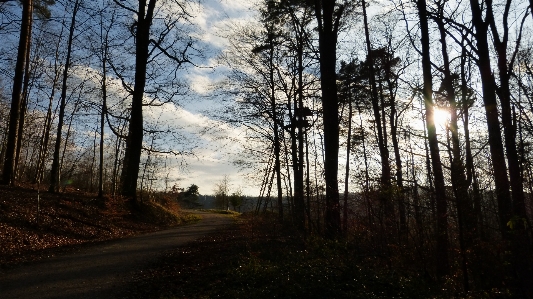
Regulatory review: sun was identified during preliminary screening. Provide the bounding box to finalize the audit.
[433,107,450,128]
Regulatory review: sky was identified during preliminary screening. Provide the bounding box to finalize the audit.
[0,0,262,196]
[0,0,441,197]
[146,0,261,196]
[1,0,503,197]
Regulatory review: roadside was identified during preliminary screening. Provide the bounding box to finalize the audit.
[0,210,233,299]
[0,185,196,266]
[123,214,255,299]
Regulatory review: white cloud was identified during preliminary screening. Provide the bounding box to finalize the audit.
[219,0,259,14]
[188,73,213,95]
[183,0,260,49]
[174,147,254,195]
[140,93,254,194]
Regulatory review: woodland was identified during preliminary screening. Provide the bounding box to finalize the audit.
[1,0,533,297]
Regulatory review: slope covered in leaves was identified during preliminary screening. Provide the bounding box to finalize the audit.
[0,185,192,266]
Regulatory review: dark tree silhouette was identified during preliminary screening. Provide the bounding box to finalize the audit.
[313,0,345,238]
[416,0,449,277]
[2,0,33,185]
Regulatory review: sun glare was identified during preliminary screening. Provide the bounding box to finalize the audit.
[433,107,450,127]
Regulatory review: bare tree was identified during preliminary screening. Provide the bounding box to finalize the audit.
[312,0,346,238]
[49,0,81,193]
[214,175,230,210]
[415,0,449,277]
[2,0,33,185]
[113,0,193,200]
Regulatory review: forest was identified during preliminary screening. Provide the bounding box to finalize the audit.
[1,0,533,297]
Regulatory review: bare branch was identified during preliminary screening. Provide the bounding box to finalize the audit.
[107,59,134,95]
[112,0,137,15]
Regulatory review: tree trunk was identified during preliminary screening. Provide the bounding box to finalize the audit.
[112,137,120,196]
[282,128,293,213]
[313,0,342,238]
[0,130,7,171]
[387,69,406,240]
[487,1,532,293]
[58,100,80,192]
[530,0,533,20]
[343,97,352,232]
[416,0,449,277]
[267,29,283,221]
[49,0,80,193]
[305,127,312,230]
[389,83,406,241]
[362,0,394,242]
[120,0,157,199]
[14,16,34,181]
[488,0,528,227]
[90,127,98,192]
[99,30,109,198]
[409,135,423,244]
[460,41,483,233]
[294,34,306,231]
[468,0,512,239]
[356,102,370,198]
[34,25,64,185]
[434,13,474,290]
[289,93,304,228]
[362,0,390,189]
[2,0,33,185]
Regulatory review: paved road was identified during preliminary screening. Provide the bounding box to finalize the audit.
[0,211,233,299]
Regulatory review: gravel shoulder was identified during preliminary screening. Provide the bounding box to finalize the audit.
[0,210,233,299]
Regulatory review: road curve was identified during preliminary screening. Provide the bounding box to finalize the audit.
[0,210,233,299]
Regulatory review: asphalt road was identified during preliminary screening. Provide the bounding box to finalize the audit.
[0,210,233,299]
